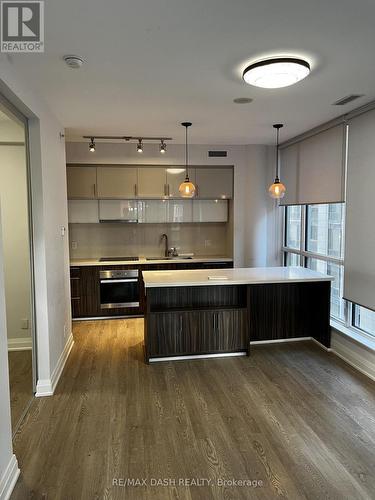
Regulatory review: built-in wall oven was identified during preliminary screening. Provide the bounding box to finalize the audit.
[99,269,139,309]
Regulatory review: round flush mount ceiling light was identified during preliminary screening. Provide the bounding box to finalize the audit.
[63,55,84,69]
[243,57,310,89]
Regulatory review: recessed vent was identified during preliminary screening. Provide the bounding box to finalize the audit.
[333,94,364,106]
[208,151,227,158]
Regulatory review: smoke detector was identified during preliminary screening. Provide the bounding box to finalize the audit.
[63,55,84,69]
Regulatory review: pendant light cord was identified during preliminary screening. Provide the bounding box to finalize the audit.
[276,127,279,181]
[185,125,189,180]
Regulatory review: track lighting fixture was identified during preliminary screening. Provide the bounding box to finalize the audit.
[160,140,167,154]
[82,135,173,153]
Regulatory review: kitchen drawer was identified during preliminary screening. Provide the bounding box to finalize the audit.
[70,277,81,298]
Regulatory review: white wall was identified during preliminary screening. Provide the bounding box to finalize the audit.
[66,142,274,267]
[0,145,32,348]
[0,56,71,492]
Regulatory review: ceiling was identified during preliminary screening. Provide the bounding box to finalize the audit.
[4,0,375,144]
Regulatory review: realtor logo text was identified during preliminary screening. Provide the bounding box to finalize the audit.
[1,1,44,52]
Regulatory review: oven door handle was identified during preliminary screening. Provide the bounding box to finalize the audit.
[100,279,138,284]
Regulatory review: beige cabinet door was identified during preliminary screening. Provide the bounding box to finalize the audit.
[67,166,97,199]
[195,168,233,199]
[166,167,196,198]
[137,167,167,198]
[97,167,137,198]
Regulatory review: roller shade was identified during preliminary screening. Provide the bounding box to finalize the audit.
[344,109,375,311]
[280,125,346,206]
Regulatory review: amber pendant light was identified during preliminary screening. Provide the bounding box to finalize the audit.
[269,123,286,199]
[179,122,196,198]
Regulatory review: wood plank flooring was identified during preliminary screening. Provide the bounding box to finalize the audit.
[11,319,375,500]
[8,349,33,430]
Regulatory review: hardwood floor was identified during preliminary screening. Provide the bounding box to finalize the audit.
[11,319,375,500]
[8,350,33,430]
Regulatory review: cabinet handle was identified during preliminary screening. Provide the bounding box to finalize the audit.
[167,184,170,197]
[93,183,96,197]
[164,184,167,196]
[179,315,183,333]
[134,184,138,197]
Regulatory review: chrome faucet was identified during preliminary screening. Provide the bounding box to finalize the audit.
[160,233,168,257]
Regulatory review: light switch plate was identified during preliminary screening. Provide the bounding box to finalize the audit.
[21,319,29,330]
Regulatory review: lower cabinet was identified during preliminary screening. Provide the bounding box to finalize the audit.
[147,308,248,358]
[70,261,233,319]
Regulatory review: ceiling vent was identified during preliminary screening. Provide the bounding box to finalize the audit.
[208,151,227,158]
[332,94,364,106]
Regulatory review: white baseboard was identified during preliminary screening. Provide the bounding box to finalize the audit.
[311,337,332,352]
[35,332,74,397]
[250,337,312,345]
[0,454,20,500]
[7,337,32,351]
[331,332,375,382]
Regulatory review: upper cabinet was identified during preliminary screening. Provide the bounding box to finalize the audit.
[68,200,99,223]
[195,168,233,199]
[67,165,234,201]
[99,200,138,222]
[166,168,196,198]
[167,200,193,223]
[67,166,97,199]
[193,200,228,222]
[97,167,137,199]
[137,167,167,198]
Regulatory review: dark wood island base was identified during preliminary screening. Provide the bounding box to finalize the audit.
[142,268,332,363]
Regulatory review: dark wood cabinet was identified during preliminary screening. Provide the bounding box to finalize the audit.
[144,280,331,362]
[147,308,248,358]
[70,260,233,319]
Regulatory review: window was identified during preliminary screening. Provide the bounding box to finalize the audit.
[283,203,345,321]
[306,204,344,259]
[285,205,302,250]
[353,305,375,336]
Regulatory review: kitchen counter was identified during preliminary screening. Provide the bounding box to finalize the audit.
[143,266,333,362]
[70,256,233,267]
[142,266,333,289]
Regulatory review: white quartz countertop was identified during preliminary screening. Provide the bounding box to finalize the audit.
[142,266,334,288]
[70,256,233,267]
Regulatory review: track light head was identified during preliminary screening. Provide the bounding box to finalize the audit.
[137,139,143,153]
[160,140,167,154]
[89,137,95,152]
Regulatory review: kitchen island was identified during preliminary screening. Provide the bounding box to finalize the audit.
[142,267,333,363]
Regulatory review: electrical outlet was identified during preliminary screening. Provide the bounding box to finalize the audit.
[71,241,78,250]
[21,319,29,330]
[205,239,212,247]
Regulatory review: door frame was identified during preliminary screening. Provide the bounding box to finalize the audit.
[0,92,38,393]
